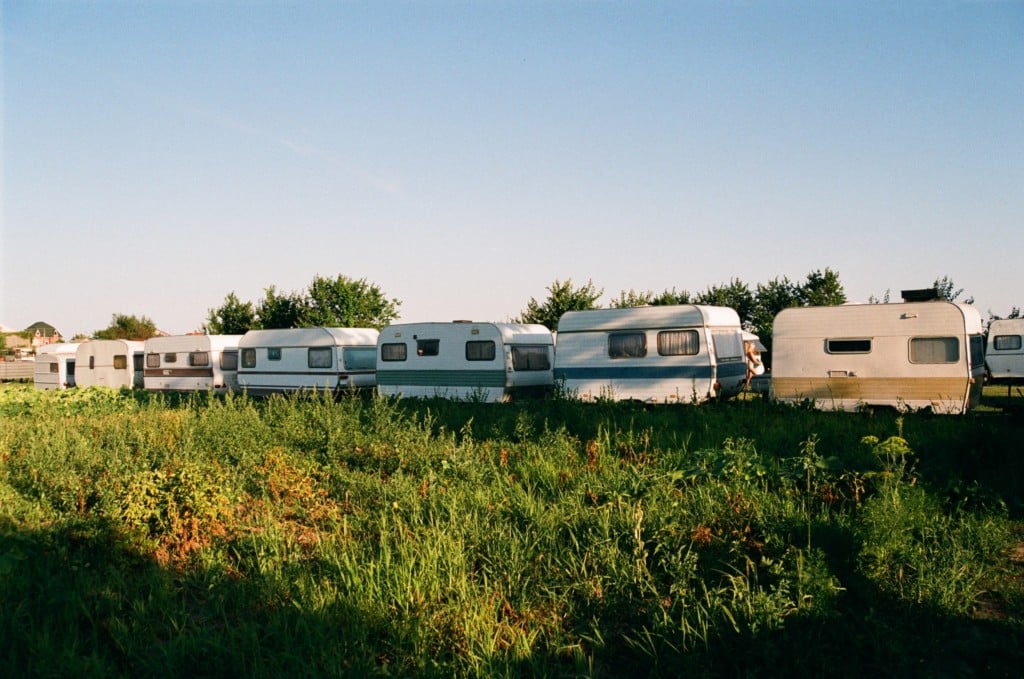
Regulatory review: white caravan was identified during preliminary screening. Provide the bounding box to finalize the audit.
[553,305,747,404]
[75,340,145,389]
[376,321,555,401]
[770,301,985,414]
[33,343,81,389]
[143,334,243,393]
[236,327,379,395]
[985,318,1024,382]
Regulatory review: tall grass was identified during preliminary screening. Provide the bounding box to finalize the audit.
[0,384,1021,676]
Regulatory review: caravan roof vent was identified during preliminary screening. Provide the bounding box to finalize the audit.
[901,288,940,302]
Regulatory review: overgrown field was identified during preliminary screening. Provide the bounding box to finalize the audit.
[1,384,1022,677]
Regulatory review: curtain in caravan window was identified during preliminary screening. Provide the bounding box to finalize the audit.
[608,333,647,359]
[113,355,128,370]
[909,337,959,364]
[659,330,700,356]
[381,343,407,362]
[994,335,1022,351]
[511,346,550,371]
[189,351,210,367]
[308,347,333,369]
[465,341,496,361]
[146,353,160,368]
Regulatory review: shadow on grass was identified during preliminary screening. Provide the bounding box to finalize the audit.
[2,516,1022,678]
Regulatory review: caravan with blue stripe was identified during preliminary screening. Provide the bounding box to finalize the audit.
[553,305,748,404]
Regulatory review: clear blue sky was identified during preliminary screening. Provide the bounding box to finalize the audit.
[3,1,1022,336]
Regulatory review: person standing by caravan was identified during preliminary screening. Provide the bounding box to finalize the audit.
[744,340,764,389]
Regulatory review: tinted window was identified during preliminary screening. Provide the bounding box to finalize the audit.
[268,347,282,361]
[826,339,872,354]
[381,343,407,362]
[146,353,160,368]
[220,351,239,371]
[993,335,1022,351]
[416,339,439,356]
[609,333,647,359]
[466,341,496,361]
[343,347,377,371]
[241,348,256,368]
[910,337,959,364]
[189,351,210,367]
[511,345,550,371]
[308,347,333,369]
[163,352,178,363]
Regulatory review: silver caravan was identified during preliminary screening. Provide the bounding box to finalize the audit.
[553,305,747,403]
[376,321,554,402]
[33,343,80,390]
[985,318,1024,382]
[771,301,985,414]
[75,340,145,389]
[236,327,379,395]
[143,334,243,393]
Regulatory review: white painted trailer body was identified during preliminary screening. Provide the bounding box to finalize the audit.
[553,305,747,404]
[236,327,379,395]
[985,319,1024,382]
[75,340,146,389]
[33,343,81,389]
[143,335,243,392]
[770,301,985,414]
[376,322,554,402]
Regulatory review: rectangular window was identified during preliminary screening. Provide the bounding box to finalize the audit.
[416,339,440,356]
[89,356,95,369]
[658,330,700,356]
[163,352,178,363]
[146,353,161,368]
[220,351,239,371]
[970,335,985,368]
[241,348,256,368]
[993,335,1022,351]
[49,362,59,373]
[308,347,333,369]
[826,339,872,354]
[268,347,282,361]
[511,345,550,371]
[711,331,742,360]
[910,337,959,364]
[466,340,496,361]
[113,355,128,370]
[189,351,210,367]
[381,343,407,362]
[609,332,647,359]
[343,347,377,371]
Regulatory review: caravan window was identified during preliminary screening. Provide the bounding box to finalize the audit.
[343,347,377,371]
[49,362,59,373]
[511,345,550,371]
[609,333,647,359]
[970,336,985,368]
[221,351,239,371]
[164,353,178,363]
[189,352,210,367]
[909,337,959,364]
[381,343,407,362]
[416,339,440,357]
[241,348,256,368]
[113,355,128,370]
[994,335,1022,351]
[146,353,160,368]
[466,341,496,361]
[267,347,282,361]
[89,356,95,369]
[658,330,700,356]
[826,339,872,354]
[308,347,333,369]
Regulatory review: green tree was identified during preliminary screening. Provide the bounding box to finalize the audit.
[749,277,802,348]
[204,292,257,334]
[933,275,974,304]
[256,286,306,329]
[94,313,158,340]
[518,278,603,330]
[304,274,401,329]
[610,289,655,308]
[695,279,755,326]
[799,268,846,306]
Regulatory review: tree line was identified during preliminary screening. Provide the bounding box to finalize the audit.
[88,271,1018,348]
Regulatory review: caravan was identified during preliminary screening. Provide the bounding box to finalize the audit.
[553,305,747,403]
[376,321,554,401]
[143,334,243,393]
[770,301,985,414]
[236,327,379,395]
[75,340,145,389]
[33,343,80,390]
[985,318,1024,382]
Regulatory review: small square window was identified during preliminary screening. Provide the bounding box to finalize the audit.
[466,341,496,361]
[381,343,407,362]
[416,339,440,356]
[268,347,282,361]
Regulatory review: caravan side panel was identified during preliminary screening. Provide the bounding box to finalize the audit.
[771,302,983,414]
[236,328,379,395]
[143,335,242,392]
[33,343,80,390]
[986,319,1024,381]
[75,340,145,389]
